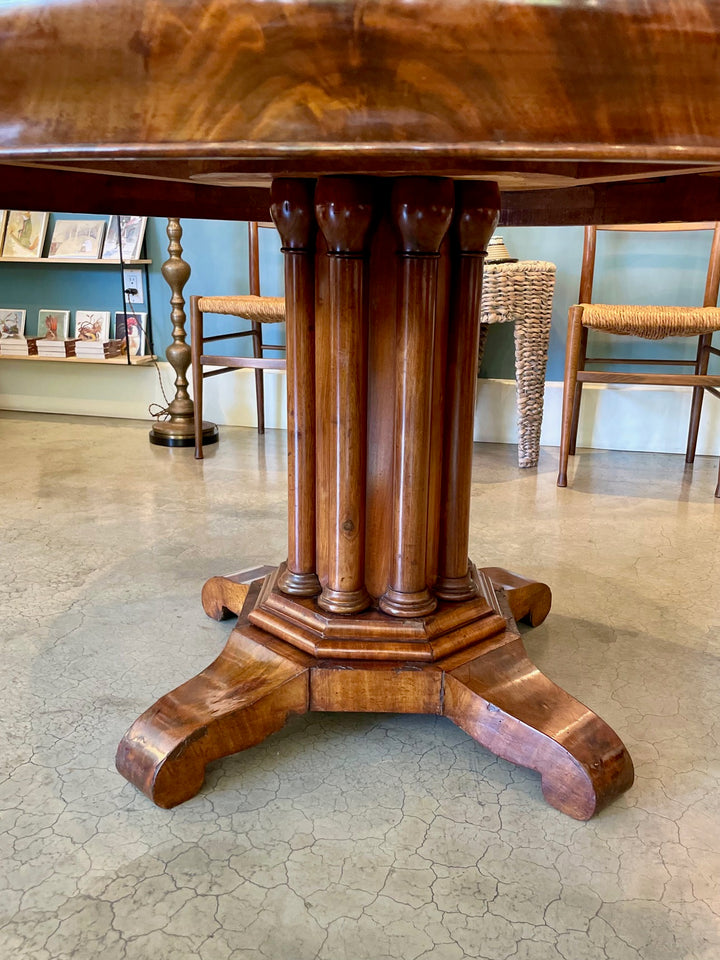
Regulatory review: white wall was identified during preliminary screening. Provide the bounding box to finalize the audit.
[1,360,718,457]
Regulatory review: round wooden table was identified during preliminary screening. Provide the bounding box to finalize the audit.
[5,0,718,818]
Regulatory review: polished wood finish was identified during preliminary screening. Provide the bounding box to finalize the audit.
[118,572,631,819]
[558,223,720,495]
[480,567,553,629]
[200,576,250,622]
[12,161,720,230]
[442,636,634,820]
[200,566,278,620]
[0,163,273,222]
[314,177,375,615]
[250,563,507,661]
[116,585,312,809]
[271,180,321,597]
[116,175,633,817]
[436,182,500,600]
[3,1,720,171]
[379,178,454,617]
[151,218,217,448]
[3,0,677,816]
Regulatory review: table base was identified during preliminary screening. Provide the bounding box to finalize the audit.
[116,570,633,820]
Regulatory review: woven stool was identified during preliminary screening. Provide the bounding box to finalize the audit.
[480,260,557,467]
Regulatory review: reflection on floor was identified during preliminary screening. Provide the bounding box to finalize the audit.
[1,410,718,960]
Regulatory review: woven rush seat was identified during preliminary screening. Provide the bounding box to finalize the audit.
[580,303,720,339]
[196,295,285,323]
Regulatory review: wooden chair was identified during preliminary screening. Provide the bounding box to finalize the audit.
[190,222,286,459]
[558,223,720,497]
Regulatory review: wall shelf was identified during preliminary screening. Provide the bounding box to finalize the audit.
[0,257,151,265]
[0,354,157,365]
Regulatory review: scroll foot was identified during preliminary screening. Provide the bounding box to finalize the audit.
[116,624,311,807]
[442,635,633,819]
[201,575,250,620]
[200,566,276,620]
[480,566,552,626]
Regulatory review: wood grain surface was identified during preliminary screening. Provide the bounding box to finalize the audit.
[2,0,720,168]
[118,570,631,818]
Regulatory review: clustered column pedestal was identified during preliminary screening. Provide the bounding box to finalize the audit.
[118,176,634,820]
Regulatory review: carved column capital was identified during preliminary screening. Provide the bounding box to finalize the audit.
[315,177,376,255]
[391,177,455,255]
[270,179,317,252]
[454,180,501,254]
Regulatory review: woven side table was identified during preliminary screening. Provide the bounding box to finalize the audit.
[480,260,557,467]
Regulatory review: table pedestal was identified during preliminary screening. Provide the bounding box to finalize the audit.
[117,176,633,819]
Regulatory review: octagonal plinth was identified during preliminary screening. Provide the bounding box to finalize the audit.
[247,563,508,661]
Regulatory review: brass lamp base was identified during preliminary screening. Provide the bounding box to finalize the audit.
[149,420,218,448]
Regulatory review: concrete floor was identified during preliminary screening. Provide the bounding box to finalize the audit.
[1,410,719,960]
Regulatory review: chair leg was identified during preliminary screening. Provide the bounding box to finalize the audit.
[558,307,585,487]
[252,321,265,435]
[715,460,720,499]
[190,297,205,460]
[568,325,588,456]
[685,334,711,463]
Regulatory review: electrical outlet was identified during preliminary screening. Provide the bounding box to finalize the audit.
[123,268,143,304]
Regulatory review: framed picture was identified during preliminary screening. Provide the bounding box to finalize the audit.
[74,310,111,342]
[102,216,147,261]
[0,308,27,338]
[114,311,147,356]
[1,211,49,259]
[0,211,7,249]
[37,309,71,340]
[48,219,106,259]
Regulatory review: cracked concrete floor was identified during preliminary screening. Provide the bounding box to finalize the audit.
[1,409,719,960]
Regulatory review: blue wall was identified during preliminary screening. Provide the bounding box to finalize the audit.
[2,214,716,380]
[0,214,285,358]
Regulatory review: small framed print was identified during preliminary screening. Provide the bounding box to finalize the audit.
[1,211,49,259]
[48,219,106,259]
[0,211,7,249]
[74,310,111,342]
[0,308,27,338]
[114,311,147,356]
[37,309,71,340]
[102,216,147,261]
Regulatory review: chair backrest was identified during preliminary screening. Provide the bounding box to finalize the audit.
[248,222,277,297]
[579,222,720,307]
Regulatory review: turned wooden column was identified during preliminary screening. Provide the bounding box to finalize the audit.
[150,217,217,447]
[270,179,321,597]
[379,178,455,618]
[436,181,500,599]
[118,176,634,822]
[314,177,376,614]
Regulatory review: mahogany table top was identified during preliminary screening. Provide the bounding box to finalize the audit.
[2,0,720,225]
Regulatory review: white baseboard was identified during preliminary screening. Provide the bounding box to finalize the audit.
[1,362,718,456]
[475,379,720,456]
